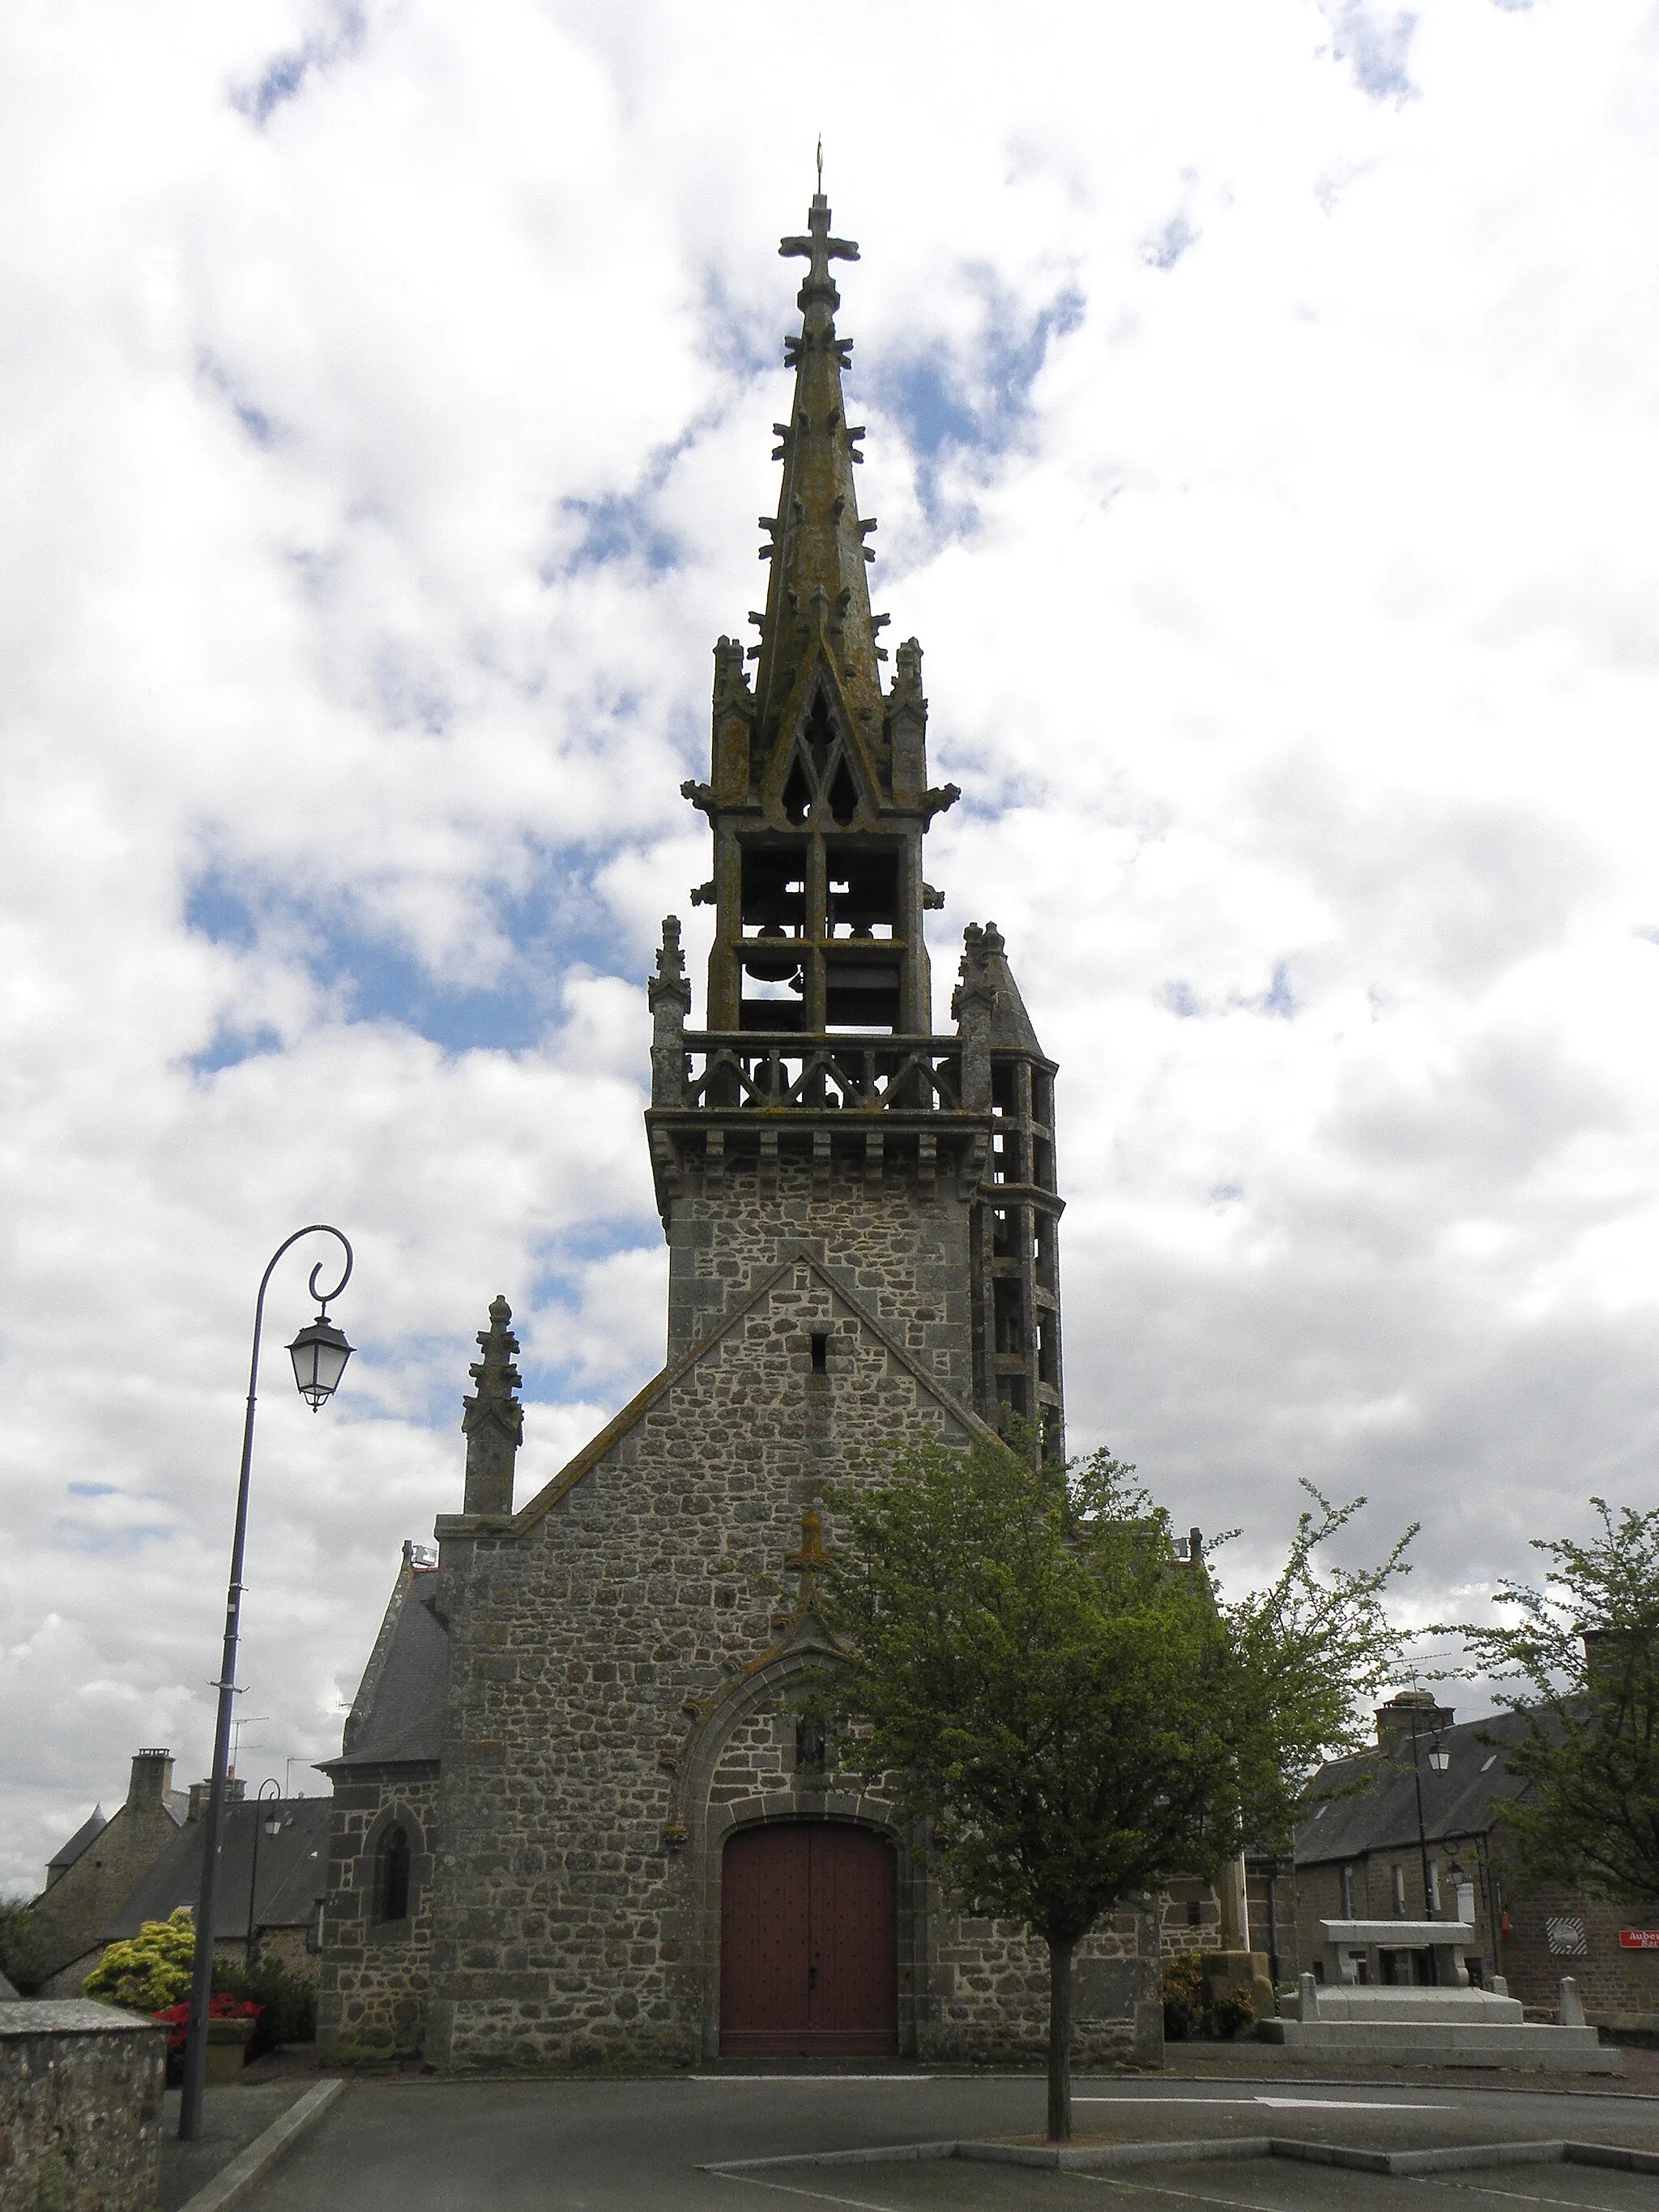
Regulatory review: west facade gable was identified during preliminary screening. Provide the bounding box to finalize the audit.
[506,1244,992,1539]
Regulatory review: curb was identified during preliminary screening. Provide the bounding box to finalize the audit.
[175,2079,346,2212]
[706,2134,1659,2180]
[1158,2067,1658,2102]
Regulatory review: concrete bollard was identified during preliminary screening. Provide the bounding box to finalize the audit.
[1559,1976,1586,2028]
[1298,1973,1320,2023]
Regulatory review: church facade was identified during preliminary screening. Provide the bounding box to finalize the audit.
[317,196,1162,2071]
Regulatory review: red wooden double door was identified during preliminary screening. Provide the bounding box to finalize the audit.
[719,1821,898,2056]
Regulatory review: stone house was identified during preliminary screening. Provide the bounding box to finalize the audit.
[316,191,1163,2073]
[32,1750,190,1995]
[101,1797,331,1982]
[1293,1689,1659,2034]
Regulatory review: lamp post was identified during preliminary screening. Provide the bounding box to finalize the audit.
[1404,1697,1448,1983]
[178,1226,354,2142]
[246,1779,284,1963]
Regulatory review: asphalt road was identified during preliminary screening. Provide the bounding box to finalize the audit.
[241,2073,1659,2212]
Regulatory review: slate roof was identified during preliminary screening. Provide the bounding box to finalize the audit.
[103,1798,331,1941]
[324,1565,447,1770]
[982,931,1048,1058]
[47,1806,107,1873]
[1294,1706,1551,1866]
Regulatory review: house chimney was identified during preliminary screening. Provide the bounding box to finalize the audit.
[128,1748,174,1806]
[186,1774,246,1820]
[1375,1689,1454,1753]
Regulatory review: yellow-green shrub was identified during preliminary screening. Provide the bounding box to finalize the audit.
[83,1907,194,2011]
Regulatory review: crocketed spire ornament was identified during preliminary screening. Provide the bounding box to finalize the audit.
[461,1294,524,1517]
[744,188,888,750]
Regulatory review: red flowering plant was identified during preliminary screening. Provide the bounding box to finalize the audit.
[152,1993,261,2055]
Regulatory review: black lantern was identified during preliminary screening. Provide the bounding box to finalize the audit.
[286,1313,353,1409]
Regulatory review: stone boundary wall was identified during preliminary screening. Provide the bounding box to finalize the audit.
[1500,1880,1659,2029]
[0,2000,164,2212]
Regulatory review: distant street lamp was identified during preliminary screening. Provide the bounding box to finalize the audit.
[1403,1694,1449,1979]
[246,1779,284,1962]
[179,1227,354,2143]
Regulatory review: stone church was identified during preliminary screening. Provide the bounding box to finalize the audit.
[318,194,1162,2070]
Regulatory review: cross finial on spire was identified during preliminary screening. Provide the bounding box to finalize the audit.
[816,135,823,195]
[779,194,859,317]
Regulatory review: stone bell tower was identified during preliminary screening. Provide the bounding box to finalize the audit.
[318,187,1139,2082]
[646,190,1065,1452]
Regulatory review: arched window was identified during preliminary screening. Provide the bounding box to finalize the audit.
[375,1823,411,1922]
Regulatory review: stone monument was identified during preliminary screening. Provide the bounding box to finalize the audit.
[1258,1917,1619,2071]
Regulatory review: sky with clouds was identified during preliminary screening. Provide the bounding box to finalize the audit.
[5,0,1659,1892]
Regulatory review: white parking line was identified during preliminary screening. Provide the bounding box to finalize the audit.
[1074,2097,1454,2111]
[1407,2185,1622,2211]
[713,2172,914,2212]
[1074,2178,1292,2212]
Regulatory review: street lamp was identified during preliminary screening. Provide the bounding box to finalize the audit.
[246,1779,284,1962]
[1402,1693,1449,1976]
[287,1316,352,1409]
[178,1226,354,2143]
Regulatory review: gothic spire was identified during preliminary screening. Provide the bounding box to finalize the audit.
[461,1294,523,1516]
[749,190,885,744]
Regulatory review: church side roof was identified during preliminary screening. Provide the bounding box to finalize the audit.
[1294,1706,1550,1866]
[47,1805,107,1873]
[325,1573,448,1770]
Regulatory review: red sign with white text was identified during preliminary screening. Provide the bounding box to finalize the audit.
[1618,1930,1659,1949]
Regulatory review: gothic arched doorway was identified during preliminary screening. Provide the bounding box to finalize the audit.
[719,1821,898,2056]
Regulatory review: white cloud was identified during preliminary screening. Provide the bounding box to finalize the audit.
[5,0,1659,1885]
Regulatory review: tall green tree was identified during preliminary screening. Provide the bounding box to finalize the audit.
[1458,1498,1659,1907]
[812,1433,1412,2142]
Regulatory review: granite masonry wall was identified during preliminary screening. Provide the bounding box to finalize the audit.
[31,1794,184,1984]
[317,1151,1154,2070]
[400,1147,1152,2070]
[318,1770,438,2061]
[665,1152,978,1390]
[693,1685,1160,2066]
[0,2001,164,2212]
[1499,1877,1659,2030]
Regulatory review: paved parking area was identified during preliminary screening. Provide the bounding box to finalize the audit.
[241,2074,1659,2212]
[157,2081,309,2210]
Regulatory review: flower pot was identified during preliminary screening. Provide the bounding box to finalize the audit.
[204,2014,257,2083]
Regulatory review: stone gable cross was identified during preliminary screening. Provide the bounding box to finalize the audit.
[785,1509,834,1611]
